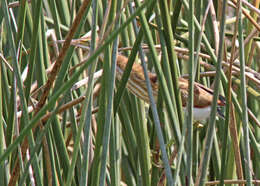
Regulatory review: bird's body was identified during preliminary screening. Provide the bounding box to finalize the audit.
[70,36,225,120]
[183,106,211,121]
[115,55,225,121]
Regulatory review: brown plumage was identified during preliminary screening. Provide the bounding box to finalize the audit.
[116,55,225,108]
[179,77,225,108]
[116,55,158,102]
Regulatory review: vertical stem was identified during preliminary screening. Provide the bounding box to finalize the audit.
[187,0,194,185]
[195,0,228,185]
[237,0,252,185]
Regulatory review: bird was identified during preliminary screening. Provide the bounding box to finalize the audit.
[115,55,225,121]
[67,36,225,121]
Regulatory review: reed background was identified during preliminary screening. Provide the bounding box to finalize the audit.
[0,0,260,185]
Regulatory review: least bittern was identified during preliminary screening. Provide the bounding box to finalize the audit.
[115,55,225,121]
[69,36,225,121]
